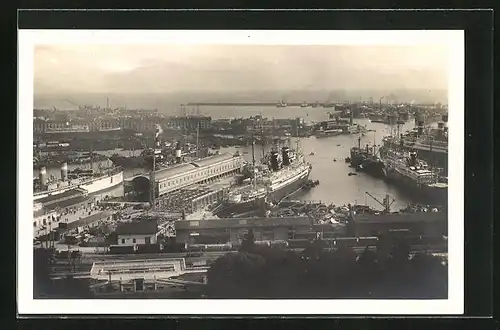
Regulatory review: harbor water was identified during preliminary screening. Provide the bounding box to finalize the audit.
[34,107,427,211]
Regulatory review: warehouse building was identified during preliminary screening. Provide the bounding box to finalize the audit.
[347,211,447,238]
[175,216,314,245]
[130,153,244,198]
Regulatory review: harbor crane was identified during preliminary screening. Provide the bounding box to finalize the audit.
[365,191,395,213]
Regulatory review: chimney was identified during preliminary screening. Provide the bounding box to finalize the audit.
[175,141,182,163]
[60,162,68,181]
[39,166,47,188]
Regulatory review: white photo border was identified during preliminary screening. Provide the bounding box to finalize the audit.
[18,30,464,315]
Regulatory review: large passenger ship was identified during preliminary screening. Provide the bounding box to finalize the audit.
[33,163,124,201]
[215,143,312,217]
[381,149,447,206]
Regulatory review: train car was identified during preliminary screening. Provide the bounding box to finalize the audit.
[287,238,311,249]
[135,243,162,254]
[186,244,206,252]
[269,240,289,249]
[161,242,187,253]
[204,243,233,252]
[108,245,136,254]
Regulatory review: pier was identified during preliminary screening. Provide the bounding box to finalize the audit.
[186,102,329,107]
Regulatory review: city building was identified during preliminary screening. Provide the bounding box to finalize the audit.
[348,211,447,238]
[115,219,159,246]
[130,153,244,198]
[57,211,114,234]
[175,216,313,244]
[166,115,212,131]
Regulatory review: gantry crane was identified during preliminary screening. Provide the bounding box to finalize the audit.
[365,191,395,213]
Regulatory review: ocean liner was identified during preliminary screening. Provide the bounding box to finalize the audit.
[380,115,449,175]
[33,162,124,201]
[382,149,447,206]
[215,142,312,217]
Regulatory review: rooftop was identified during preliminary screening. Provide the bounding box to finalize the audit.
[154,163,197,182]
[115,219,159,236]
[44,195,92,212]
[61,211,113,230]
[36,188,87,205]
[175,216,312,230]
[190,153,236,168]
[352,211,447,224]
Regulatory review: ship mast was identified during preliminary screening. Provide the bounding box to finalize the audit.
[90,143,94,173]
[251,130,256,189]
[150,126,160,211]
[196,121,200,159]
[260,113,265,159]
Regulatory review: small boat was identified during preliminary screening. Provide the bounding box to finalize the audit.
[333,158,337,162]
[348,172,357,176]
[309,152,315,156]
[345,157,351,163]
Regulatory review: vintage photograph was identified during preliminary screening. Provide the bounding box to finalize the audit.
[19,30,463,314]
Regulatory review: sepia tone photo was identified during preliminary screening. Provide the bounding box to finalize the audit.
[19,30,464,314]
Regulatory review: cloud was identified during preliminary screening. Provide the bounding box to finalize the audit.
[34,44,448,94]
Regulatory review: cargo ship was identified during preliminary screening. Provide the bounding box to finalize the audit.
[380,114,449,175]
[368,114,387,123]
[214,143,312,217]
[349,137,385,178]
[314,128,343,138]
[33,162,124,201]
[381,149,447,206]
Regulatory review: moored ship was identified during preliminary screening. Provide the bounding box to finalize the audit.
[381,149,447,206]
[349,137,385,178]
[214,143,312,217]
[315,128,343,138]
[33,162,124,201]
[380,114,449,175]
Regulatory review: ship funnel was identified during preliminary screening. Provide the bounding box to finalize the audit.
[60,162,68,181]
[175,142,182,163]
[349,111,354,126]
[270,151,280,171]
[437,122,444,129]
[39,166,47,187]
[442,113,448,123]
[409,152,417,166]
[417,120,424,136]
[281,147,290,166]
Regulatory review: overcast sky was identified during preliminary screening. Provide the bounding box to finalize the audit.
[34,44,448,94]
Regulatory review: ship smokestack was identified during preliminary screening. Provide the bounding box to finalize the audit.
[270,151,280,171]
[349,111,353,126]
[60,162,68,181]
[39,166,47,188]
[409,152,417,166]
[281,147,290,166]
[175,142,182,163]
[442,113,448,123]
[417,120,424,136]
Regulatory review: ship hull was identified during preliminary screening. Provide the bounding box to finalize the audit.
[33,170,124,201]
[215,167,311,217]
[380,143,448,175]
[383,168,447,206]
[268,167,311,203]
[350,150,385,178]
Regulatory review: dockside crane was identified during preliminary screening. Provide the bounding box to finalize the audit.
[365,191,395,213]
